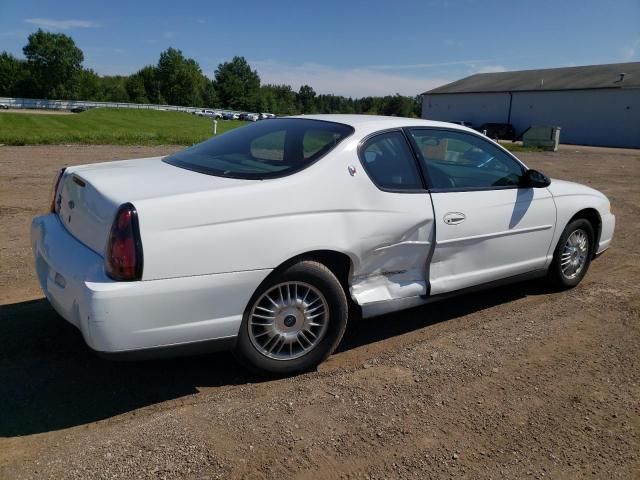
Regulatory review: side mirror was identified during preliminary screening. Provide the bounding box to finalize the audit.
[522,169,551,188]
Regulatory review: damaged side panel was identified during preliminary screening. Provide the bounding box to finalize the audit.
[350,207,435,306]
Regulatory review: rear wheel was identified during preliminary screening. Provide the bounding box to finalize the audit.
[235,261,348,375]
[548,219,594,289]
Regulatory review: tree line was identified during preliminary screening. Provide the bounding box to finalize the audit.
[0,30,421,117]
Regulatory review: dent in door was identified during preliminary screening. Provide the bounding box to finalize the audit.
[351,219,434,304]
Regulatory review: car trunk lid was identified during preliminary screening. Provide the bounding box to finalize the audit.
[57,156,251,256]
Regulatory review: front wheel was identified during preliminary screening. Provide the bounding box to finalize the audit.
[548,219,594,289]
[235,261,349,376]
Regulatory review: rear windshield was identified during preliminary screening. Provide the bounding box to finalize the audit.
[164,118,354,179]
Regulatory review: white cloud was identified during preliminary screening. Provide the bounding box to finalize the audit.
[0,29,28,38]
[365,59,490,70]
[623,38,640,60]
[84,46,126,55]
[251,61,451,97]
[25,18,99,30]
[473,64,508,74]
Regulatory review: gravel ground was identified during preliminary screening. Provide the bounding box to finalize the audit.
[0,144,638,479]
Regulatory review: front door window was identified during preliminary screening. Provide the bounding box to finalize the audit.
[408,129,526,190]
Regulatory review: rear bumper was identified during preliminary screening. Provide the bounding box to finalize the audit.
[31,214,270,356]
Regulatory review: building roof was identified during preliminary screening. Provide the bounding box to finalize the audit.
[423,62,640,95]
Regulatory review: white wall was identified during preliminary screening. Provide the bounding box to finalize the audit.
[422,92,511,125]
[509,89,639,148]
[422,89,640,148]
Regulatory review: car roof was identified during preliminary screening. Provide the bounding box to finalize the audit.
[288,114,473,133]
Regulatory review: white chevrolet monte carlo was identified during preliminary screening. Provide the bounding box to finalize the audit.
[31,115,615,375]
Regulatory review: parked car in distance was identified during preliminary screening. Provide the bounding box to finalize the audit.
[196,109,222,119]
[260,113,276,120]
[246,113,260,122]
[222,112,239,120]
[32,115,615,375]
[0,103,9,110]
[477,122,516,140]
[70,106,87,113]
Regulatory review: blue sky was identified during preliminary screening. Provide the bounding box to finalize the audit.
[1,0,639,97]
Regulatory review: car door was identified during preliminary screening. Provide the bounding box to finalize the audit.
[406,128,556,296]
[351,130,435,305]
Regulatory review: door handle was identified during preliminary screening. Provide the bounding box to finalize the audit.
[443,212,466,225]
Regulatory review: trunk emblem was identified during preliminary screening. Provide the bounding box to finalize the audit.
[68,200,75,210]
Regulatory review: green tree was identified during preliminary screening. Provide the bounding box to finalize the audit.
[411,95,422,117]
[22,29,84,98]
[381,94,415,117]
[125,72,149,103]
[356,96,383,114]
[258,85,277,113]
[101,76,129,102]
[202,79,218,107]
[297,84,316,113]
[0,52,27,96]
[76,69,102,100]
[214,56,261,110]
[134,65,162,104]
[156,48,205,106]
[261,84,297,114]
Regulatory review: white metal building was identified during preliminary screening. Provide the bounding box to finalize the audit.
[421,62,640,148]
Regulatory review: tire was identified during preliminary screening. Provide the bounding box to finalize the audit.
[548,218,594,289]
[235,260,349,376]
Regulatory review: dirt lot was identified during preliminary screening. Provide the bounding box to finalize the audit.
[0,145,639,479]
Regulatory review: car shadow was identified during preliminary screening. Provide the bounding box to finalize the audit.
[0,279,553,437]
[338,277,552,352]
[0,298,250,437]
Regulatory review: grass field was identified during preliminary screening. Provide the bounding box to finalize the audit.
[0,108,244,146]
[498,141,545,153]
[0,109,548,152]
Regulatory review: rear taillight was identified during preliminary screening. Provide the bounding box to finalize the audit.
[49,168,66,213]
[105,203,143,281]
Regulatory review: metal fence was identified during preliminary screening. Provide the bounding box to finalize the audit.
[0,96,237,114]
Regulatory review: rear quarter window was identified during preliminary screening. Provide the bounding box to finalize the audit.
[250,130,285,161]
[164,118,354,179]
[303,129,340,158]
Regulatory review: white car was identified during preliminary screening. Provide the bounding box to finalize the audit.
[246,113,260,122]
[31,115,615,375]
[196,109,221,119]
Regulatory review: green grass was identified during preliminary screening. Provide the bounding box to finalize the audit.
[499,141,546,153]
[0,108,245,146]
